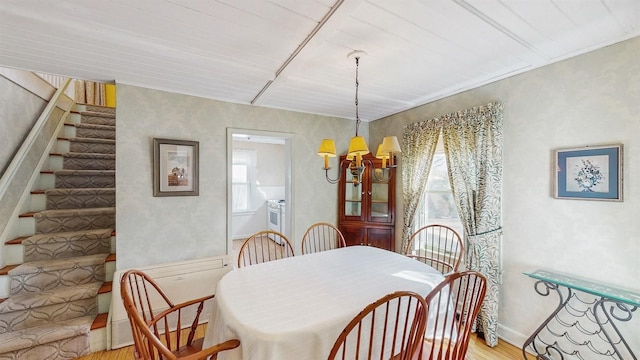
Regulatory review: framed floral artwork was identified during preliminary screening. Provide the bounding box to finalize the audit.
[553,144,623,201]
[153,138,199,197]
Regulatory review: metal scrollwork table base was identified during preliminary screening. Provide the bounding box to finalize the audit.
[523,269,639,360]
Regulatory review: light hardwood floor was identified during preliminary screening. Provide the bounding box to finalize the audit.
[467,334,533,359]
[76,328,532,359]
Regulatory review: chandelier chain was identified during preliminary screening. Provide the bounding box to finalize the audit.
[354,56,360,136]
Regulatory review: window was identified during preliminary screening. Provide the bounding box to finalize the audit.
[232,149,257,213]
[412,139,464,237]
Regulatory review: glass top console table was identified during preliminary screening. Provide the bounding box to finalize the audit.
[523,269,639,360]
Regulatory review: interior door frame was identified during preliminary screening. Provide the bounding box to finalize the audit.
[226,128,294,255]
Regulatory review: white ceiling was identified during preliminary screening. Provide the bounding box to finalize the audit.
[1,0,638,121]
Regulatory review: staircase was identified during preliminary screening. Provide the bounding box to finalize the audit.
[0,104,116,359]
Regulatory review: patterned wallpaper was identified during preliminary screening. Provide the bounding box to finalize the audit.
[370,36,640,347]
[0,76,47,177]
[115,86,360,269]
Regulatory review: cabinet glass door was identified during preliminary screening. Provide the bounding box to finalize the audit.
[370,168,389,220]
[344,167,362,217]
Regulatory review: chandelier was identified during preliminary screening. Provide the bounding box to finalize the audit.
[317,50,401,186]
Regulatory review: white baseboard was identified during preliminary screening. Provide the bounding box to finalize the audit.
[498,323,535,356]
[111,255,233,349]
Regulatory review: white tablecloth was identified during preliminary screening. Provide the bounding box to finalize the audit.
[203,246,445,360]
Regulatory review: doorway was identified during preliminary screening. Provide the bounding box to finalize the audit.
[226,128,293,255]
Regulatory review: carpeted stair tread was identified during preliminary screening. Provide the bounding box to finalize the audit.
[63,153,115,160]
[22,229,113,262]
[61,152,115,171]
[33,207,115,234]
[45,188,115,210]
[23,228,113,245]
[8,254,107,297]
[53,169,115,176]
[79,111,115,118]
[67,137,116,155]
[72,123,115,140]
[80,115,115,127]
[53,170,116,188]
[54,170,115,189]
[72,123,114,131]
[33,207,115,217]
[54,169,115,175]
[0,283,101,312]
[80,112,116,119]
[81,105,115,115]
[0,315,92,354]
[44,188,115,197]
[8,254,109,277]
[68,137,115,144]
[53,178,115,190]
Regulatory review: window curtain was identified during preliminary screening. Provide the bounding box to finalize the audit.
[75,80,106,106]
[441,101,503,347]
[400,120,440,251]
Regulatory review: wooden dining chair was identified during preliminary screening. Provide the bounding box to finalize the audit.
[404,225,464,274]
[416,270,487,360]
[120,270,240,360]
[301,222,346,254]
[237,230,295,268]
[328,291,428,360]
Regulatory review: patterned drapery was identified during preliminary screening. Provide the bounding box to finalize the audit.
[400,120,440,250]
[75,80,106,106]
[441,101,503,346]
[401,101,503,346]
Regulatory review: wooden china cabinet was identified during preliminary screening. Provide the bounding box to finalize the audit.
[338,154,396,251]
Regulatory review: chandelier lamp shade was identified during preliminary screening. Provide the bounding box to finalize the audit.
[318,50,401,185]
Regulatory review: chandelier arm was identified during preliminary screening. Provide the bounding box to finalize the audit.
[324,158,351,184]
[363,159,393,183]
[324,169,341,184]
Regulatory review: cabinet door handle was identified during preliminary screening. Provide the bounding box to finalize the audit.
[368,191,372,195]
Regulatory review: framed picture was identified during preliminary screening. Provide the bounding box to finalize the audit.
[553,144,623,201]
[153,138,199,197]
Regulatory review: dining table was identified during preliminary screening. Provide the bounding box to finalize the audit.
[202,245,446,360]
